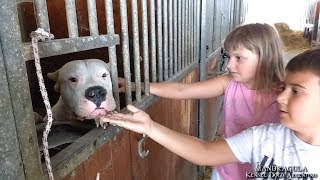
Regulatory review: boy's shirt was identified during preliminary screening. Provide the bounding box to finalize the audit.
[226,123,320,179]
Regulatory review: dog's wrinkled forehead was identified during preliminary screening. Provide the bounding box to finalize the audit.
[59,59,110,80]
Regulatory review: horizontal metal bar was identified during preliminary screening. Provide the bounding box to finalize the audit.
[22,35,119,61]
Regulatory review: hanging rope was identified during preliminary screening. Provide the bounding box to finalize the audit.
[30,28,55,180]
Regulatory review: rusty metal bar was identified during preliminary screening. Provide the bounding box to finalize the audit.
[120,0,132,104]
[65,0,79,37]
[87,0,99,35]
[150,0,157,82]
[141,0,150,95]
[105,0,120,111]
[156,0,163,82]
[131,0,142,101]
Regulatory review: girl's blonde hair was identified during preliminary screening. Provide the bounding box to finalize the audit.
[224,23,285,114]
[224,23,285,90]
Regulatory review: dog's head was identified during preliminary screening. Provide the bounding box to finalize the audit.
[48,59,116,120]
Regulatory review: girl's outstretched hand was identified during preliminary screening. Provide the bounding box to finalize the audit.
[101,105,153,135]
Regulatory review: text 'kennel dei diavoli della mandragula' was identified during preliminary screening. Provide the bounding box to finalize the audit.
[0,0,247,179]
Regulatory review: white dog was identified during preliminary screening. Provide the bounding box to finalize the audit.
[46,59,116,127]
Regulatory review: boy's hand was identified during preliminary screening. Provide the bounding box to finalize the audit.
[101,105,153,135]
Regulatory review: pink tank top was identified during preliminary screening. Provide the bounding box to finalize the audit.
[215,80,280,180]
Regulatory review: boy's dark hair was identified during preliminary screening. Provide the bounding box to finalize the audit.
[286,49,320,80]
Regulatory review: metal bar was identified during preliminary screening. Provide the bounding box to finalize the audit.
[105,0,120,111]
[22,35,119,61]
[87,0,99,35]
[168,0,173,77]
[65,0,79,38]
[173,0,178,74]
[186,0,190,66]
[131,0,142,101]
[33,0,50,32]
[141,0,150,95]
[178,0,182,71]
[0,29,25,180]
[181,0,185,69]
[191,0,194,64]
[199,0,207,141]
[163,0,169,80]
[120,0,132,104]
[156,0,163,82]
[0,0,43,178]
[150,0,157,82]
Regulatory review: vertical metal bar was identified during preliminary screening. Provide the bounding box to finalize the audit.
[141,0,150,95]
[33,0,50,32]
[156,0,163,82]
[199,0,207,141]
[65,0,79,37]
[105,0,120,110]
[120,0,132,104]
[87,0,99,35]
[181,0,185,69]
[163,0,169,80]
[168,0,173,77]
[0,33,25,180]
[198,0,207,176]
[0,0,43,178]
[178,0,182,71]
[150,0,157,82]
[186,0,190,66]
[191,0,194,64]
[131,0,142,101]
[173,0,178,74]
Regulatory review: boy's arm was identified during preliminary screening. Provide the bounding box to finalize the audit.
[102,105,239,166]
[150,121,239,166]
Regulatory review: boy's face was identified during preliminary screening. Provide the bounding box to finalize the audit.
[277,71,320,132]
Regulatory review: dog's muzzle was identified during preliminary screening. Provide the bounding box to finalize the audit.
[85,86,107,107]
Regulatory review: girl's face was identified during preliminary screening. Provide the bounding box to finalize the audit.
[226,47,259,89]
[277,71,320,137]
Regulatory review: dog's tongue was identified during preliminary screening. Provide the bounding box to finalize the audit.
[90,109,106,119]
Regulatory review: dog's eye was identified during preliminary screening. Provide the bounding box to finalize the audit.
[69,77,77,82]
[102,73,109,78]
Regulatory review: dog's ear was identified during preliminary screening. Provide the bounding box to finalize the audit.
[105,62,111,71]
[47,70,60,92]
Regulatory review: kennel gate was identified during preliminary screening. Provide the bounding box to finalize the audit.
[0,0,244,179]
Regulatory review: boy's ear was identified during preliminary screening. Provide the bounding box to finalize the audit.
[47,70,60,92]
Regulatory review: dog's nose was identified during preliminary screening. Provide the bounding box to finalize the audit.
[85,86,107,107]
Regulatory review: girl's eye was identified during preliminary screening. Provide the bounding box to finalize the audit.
[291,88,300,94]
[236,56,243,61]
[69,77,77,82]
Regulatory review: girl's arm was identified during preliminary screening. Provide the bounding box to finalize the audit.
[102,105,239,166]
[123,74,232,99]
